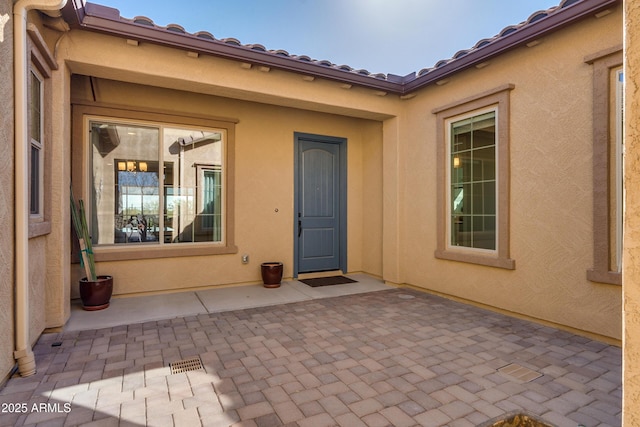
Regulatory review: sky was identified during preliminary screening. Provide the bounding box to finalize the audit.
[95,0,561,76]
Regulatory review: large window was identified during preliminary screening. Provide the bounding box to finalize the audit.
[449,110,496,251]
[434,85,515,269]
[89,119,225,247]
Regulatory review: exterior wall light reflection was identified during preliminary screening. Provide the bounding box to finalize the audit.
[117,160,148,172]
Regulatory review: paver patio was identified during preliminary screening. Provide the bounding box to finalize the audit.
[0,288,621,427]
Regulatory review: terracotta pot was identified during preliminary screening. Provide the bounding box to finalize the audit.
[261,262,283,288]
[79,275,113,311]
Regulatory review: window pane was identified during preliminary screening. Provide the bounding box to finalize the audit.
[450,111,496,250]
[30,145,40,215]
[452,151,472,184]
[452,215,472,247]
[29,72,42,216]
[612,68,624,271]
[91,121,160,245]
[90,119,225,246]
[117,166,160,243]
[163,128,223,243]
[472,216,496,250]
[477,182,496,215]
[451,183,471,215]
[201,168,222,240]
[29,72,41,144]
[471,112,495,149]
[472,147,495,181]
[452,123,471,152]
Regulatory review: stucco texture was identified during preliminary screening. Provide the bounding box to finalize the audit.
[28,238,46,344]
[35,1,623,349]
[397,7,623,341]
[0,0,15,382]
[68,76,385,297]
[624,0,640,423]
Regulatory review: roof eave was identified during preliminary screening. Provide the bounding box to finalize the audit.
[62,1,406,94]
[403,0,620,94]
[62,0,620,97]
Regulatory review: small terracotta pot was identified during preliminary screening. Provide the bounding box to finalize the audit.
[261,262,283,288]
[79,275,113,311]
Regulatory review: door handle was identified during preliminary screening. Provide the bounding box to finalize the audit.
[298,219,302,238]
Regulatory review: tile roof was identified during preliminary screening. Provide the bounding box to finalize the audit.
[97,4,392,81]
[417,0,575,77]
[63,0,619,95]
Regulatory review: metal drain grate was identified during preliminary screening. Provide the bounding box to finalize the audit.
[170,356,204,374]
[498,363,542,383]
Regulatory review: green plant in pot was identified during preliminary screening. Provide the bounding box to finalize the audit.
[71,190,113,311]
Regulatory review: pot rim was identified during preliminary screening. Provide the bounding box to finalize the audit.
[80,275,113,282]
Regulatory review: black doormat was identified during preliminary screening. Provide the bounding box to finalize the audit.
[299,275,358,287]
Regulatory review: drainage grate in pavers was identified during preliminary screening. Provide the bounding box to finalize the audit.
[498,363,542,383]
[169,356,204,374]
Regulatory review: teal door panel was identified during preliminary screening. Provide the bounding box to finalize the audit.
[294,133,347,275]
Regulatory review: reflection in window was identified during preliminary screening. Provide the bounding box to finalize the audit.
[90,120,224,245]
[115,161,160,243]
[614,69,624,272]
[450,111,496,250]
[29,70,43,216]
[199,166,222,241]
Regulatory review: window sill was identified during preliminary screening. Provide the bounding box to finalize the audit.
[435,249,516,270]
[587,269,621,286]
[92,243,239,262]
[29,221,51,239]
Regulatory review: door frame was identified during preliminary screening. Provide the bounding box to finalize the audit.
[293,132,347,278]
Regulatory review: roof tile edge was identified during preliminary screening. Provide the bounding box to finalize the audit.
[63,0,620,95]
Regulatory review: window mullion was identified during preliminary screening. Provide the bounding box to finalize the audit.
[159,126,165,245]
[469,149,473,248]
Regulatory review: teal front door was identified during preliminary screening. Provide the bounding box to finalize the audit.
[294,133,347,276]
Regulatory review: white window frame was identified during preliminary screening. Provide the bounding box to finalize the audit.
[71,102,238,262]
[86,115,227,248]
[445,106,499,256]
[433,84,515,270]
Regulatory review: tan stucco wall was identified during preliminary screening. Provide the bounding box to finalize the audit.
[68,77,385,296]
[45,58,72,330]
[62,31,398,122]
[25,10,71,334]
[398,6,623,341]
[28,238,46,342]
[52,24,398,299]
[624,0,640,423]
[39,3,623,346]
[0,0,15,383]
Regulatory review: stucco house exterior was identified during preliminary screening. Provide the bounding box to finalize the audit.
[3,0,640,423]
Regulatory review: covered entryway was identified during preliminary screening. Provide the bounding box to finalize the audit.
[294,133,347,277]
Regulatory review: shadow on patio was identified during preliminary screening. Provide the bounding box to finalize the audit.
[0,276,621,426]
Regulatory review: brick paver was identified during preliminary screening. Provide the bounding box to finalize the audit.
[0,289,622,426]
